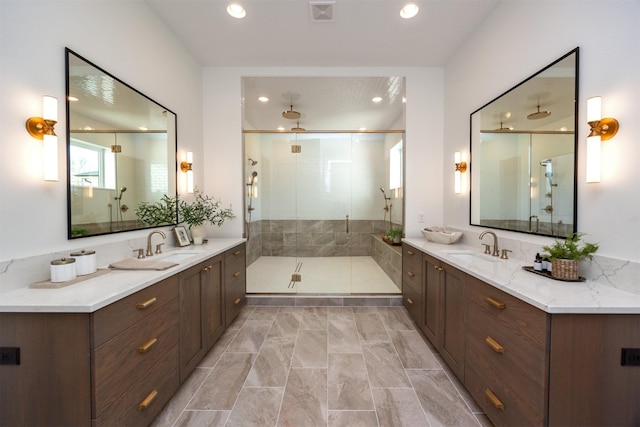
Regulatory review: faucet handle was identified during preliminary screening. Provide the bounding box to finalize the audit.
[500,249,512,260]
[155,243,164,254]
[482,244,491,254]
[133,249,145,259]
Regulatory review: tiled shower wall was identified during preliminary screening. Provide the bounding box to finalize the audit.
[245,219,402,288]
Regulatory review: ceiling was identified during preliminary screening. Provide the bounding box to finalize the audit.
[145,0,501,130]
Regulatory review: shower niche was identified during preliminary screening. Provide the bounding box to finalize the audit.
[243,131,404,295]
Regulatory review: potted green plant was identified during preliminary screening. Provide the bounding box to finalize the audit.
[541,232,598,280]
[178,189,234,244]
[135,194,178,226]
[386,227,403,244]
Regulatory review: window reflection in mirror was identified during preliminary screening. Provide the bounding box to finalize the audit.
[66,49,177,238]
[470,48,578,238]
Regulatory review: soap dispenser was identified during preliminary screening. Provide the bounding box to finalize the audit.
[534,253,543,271]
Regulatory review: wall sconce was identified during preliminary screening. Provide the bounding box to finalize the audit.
[25,95,58,181]
[454,151,467,194]
[181,151,194,193]
[586,96,619,183]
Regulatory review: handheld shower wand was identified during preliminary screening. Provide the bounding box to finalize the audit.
[380,187,392,230]
[115,186,127,223]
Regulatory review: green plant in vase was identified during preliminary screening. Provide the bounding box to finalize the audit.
[178,189,234,244]
[135,194,178,226]
[386,227,403,243]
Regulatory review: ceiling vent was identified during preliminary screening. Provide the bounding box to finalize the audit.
[309,1,335,22]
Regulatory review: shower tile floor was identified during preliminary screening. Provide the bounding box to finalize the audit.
[152,305,491,427]
[246,256,401,294]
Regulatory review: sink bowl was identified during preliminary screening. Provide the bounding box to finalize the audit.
[441,250,498,264]
[154,250,204,263]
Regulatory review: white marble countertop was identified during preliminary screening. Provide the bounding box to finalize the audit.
[403,238,640,314]
[0,238,245,313]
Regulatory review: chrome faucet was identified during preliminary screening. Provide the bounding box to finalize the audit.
[479,230,499,257]
[146,230,166,257]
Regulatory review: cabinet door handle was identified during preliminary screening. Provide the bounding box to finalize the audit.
[407,271,415,278]
[485,296,506,310]
[484,388,504,410]
[135,297,157,310]
[406,298,414,305]
[433,265,443,271]
[138,389,158,411]
[233,250,241,256]
[407,250,414,256]
[485,336,505,353]
[137,337,158,354]
[233,271,241,277]
[234,298,242,305]
[202,264,214,272]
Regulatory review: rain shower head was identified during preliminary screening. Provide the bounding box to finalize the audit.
[527,104,551,120]
[282,104,301,120]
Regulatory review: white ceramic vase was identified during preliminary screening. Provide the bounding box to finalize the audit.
[190,224,206,245]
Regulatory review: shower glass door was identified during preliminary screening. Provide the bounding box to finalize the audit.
[244,131,404,295]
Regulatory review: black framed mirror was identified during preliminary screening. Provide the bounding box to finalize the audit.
[65,48,177,238]
[470,48,579,238]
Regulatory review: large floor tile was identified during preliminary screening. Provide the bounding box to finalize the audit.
[225,387,284,427]
[278,368,327,426]
[372,387,429,426]
[151,367,210,427]
[328,410,379,426]
[328,353,374,410]
[291,329,328,368]
[328,311,361,353]
[225,319,271,353]
[173,410,229,427]
[389,329,442,369]
[362,341,411,388]
[355,312,390,341]
[245,340,295,387]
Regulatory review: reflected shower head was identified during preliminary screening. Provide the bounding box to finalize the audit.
[251,171,258,177]
[116,186,127,200]
[527,104,551,120]
[380,187,385,193]
[540,159,551,166]
[248,158,258,166]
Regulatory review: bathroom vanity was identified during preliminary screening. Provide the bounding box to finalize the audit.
[402,239,640,427]
[0,239,246,426]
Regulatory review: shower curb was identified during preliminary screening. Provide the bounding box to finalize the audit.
[246,294,403,307]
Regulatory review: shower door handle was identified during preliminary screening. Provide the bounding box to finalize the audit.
[346,215,349,233]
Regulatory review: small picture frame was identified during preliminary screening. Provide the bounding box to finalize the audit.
[174,226,191,247]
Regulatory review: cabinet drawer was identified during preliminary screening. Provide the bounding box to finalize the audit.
[464,275,548,349]
[93,298,179,417]
[465,352,545,426]
[225,244,246,273]
[403,281,421,325]
[402,245,422,292]
[94,344,180,427]
[92,275,178,347]
[466,301,547,387]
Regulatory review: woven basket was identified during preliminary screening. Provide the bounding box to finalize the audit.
[552,259,579,281]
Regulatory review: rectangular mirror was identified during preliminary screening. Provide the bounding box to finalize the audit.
[66,49,177,238]
[470,48,578,238]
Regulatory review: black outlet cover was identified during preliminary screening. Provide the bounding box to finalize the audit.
[621,348,640,366]
[0,347,20,365]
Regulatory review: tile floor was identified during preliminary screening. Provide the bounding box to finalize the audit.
[246,256,402,294]
[153,304,491,426]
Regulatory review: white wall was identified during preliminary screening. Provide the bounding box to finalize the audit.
[203,67,444,238]
[0,1,203,260]
[444,0,640,261]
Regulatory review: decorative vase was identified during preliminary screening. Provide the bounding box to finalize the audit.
[552,259,578,281]
[190,224,206,245]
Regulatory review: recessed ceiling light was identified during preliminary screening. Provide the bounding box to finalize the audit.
[372,96,382,103]
[227,3,246,18]
[400,3,419,19]
[277,126,285,131]
[258,96,269,102]
[68,96,78,102]
[139,126,148,131]
[359,127,367,131]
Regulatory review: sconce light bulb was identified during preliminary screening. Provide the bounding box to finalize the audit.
[43,96,58,122]
[586,135,601,183]
[186,151,193,163]
[587,96,602,122]
[43,134,58,181]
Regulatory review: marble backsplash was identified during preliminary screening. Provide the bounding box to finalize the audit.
[449,227,640,296]
[0,231,179,294]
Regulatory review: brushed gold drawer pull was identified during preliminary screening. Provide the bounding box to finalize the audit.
[485,336,505,353]
[135,297,157,310]
[407,250,414,256]
[407,298,414,305]
[234,298,241,305]
[407,271,415,278]
[485,388,504,410]
[486,296,506,310]
[137,337,158,354]
[138,389,158,411]
[233,271,241,277]
[233,250,241,256]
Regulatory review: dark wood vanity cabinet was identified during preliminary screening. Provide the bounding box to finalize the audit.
[179,254,225,382]
[402,243,639,427]
[224,243,246,327]
[0,242,247,426]
[420,252,465,381]
[402,244,422,324]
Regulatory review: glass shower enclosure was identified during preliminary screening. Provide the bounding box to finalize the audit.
[244,131,404,295]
